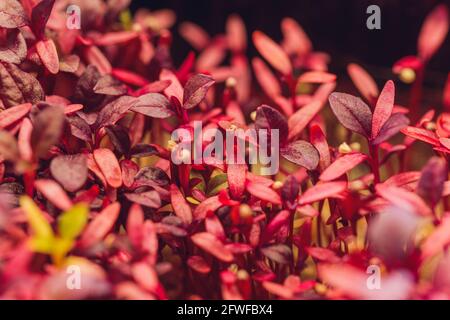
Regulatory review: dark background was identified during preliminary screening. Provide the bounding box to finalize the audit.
[130,0,450,106]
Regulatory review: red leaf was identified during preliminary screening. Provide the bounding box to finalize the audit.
[191,232,233,262]
[126,204,144,249]
[347,63,379,102]
[34,179,72,211]
[328,92,373,137]
[170,184,192,225]
[93,148,122,188]
[94,31,139,46]
[319,153,368,181]
[80,202,121,248]
[246,181,282,205]
[193,195,222,221]
[227,163,246,199]
[299,181,347,205]
[0,103,31,128]
[401,126,440,146]
[372,80,395,139]
[36,39,59,74]
[418,4,449,61]
[111,68,148,87]
[187,255,211,274]
[310,124,331,171]
[444,73,450,111]
[261,210,290,243]
[375,184,432,216]
[252,30,292,75]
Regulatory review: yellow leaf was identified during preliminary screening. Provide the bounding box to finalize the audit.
[58,203,89,239]
[51,237,74,266]
[20,196,53,239]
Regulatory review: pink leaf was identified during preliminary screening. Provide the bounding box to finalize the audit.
[372,80,395,139]
[34,179,72,211]
[375,184,432,216]
[418,5,449,61]
[227,163,246,199]
[252,30,292,75]
[80,202,121,248]
[93,148,122,188]
[299,181,347,205]
[191,232,233,262]
[297,71,336,84]
[36,39,59,74]
[288,100,324,140]
[246,181,282,205]
[170,184,192,225]
[347,63,379,102]
[319,153,368,181]
[401,126,440,146]
[0,103,31,128]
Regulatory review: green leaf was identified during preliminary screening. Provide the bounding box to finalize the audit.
[58,203,89,239]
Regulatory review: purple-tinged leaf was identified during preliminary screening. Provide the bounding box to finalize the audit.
[0,29,26,64]
[281,175,299,209]
[124,190,161,209]
[105,125,131,156]
[134,166,170,188]
[183,74,215,109]
[31,0,54,39]
[417,156,447,207]
[0,62,44,107]
[255,104,288,144]
[131,93,173,118]
[94,95,137,130]
[129,144,159,158]
[261,210,290,244]
[0,0,28,29]
[67,115,92,143]
[93,74,127,96]
[328,92,373,137]
[0,129,19,161]
[280,140,319,170]
[372,113,410,145]
[30,105,65,159]
[50,154,88,193]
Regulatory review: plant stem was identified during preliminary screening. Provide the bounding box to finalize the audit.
[369,144,380,185]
